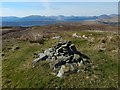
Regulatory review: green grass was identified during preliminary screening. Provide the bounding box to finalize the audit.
[2,31,119,88]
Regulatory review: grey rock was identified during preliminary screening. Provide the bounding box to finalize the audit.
[56,65,65,78]
[38,53,46,58]
[32,40,90,77]
[51,36,62,39]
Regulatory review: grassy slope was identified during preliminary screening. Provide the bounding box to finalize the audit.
[2,31,118,88]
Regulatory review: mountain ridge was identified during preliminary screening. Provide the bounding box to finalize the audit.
[1,14,118,27]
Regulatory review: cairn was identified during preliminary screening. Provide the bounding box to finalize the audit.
[32,40,90,78]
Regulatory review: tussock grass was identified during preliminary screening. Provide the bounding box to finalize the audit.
[2,31,119,88]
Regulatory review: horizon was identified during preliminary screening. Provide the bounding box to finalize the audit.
[0,13,118,18]
[1,2,118,17]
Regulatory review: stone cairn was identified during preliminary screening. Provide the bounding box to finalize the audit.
[32,40,90,78]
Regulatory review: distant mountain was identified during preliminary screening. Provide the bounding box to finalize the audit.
[0,14,118,27]
[1,16,20,22]
[98,14,111,19]
[97,14,118,26]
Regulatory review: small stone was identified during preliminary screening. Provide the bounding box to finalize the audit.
[12,46,20,51]
[15,46,20,49]
[7,47,12,50]
[56,66,65,78]
[86,76,89,79]
[102,40,106,43]
[50,72,56,75]
[77,69,80,73]
[2,53,5,56]
[99,49,103,52]
[6,79,11,83]
[93,74,98,79]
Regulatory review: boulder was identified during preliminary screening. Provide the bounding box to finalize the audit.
[72,33,81,38]
[51,36,62,39]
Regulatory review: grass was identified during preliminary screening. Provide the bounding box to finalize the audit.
[2,31,119,88]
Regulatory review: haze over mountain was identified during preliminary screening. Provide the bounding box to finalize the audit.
[1,14,118,27]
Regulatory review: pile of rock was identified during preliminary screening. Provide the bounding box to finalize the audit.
[32,40,90,78]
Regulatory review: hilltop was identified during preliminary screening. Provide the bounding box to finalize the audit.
[2,21,119,88]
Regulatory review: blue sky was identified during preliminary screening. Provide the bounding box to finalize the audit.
[1,0,119,2]
[1,2,118,17]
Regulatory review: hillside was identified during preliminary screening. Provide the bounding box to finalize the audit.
[2,23,119,88]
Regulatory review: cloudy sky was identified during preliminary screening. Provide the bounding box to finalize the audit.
[1,1,118,17]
